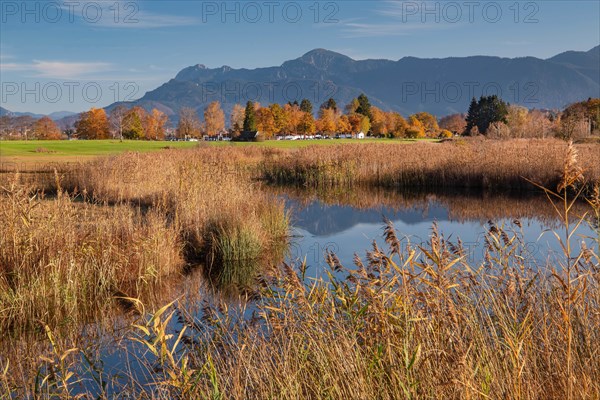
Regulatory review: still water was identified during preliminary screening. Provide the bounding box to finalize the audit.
[285,190,598,278]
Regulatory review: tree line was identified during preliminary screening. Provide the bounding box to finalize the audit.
[1,96,598,140]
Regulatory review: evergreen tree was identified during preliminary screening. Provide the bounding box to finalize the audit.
[300,99,313,115]
[465,97,478,135]
[243,101,257,132]
[320,98,338,111]
[356,93,372,121]
[464,95,509,135]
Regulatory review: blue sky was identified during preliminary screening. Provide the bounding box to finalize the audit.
[1,0,599,114]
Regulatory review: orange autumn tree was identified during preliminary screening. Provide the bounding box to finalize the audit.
[33,116,63,140]
[337,114,351,134]
[283,103,303,134]
[204,101,225,137]
[75,108,110,139]
[316,108,338,134]
[144,108,168,140]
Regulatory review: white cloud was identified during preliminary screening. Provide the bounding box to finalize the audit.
[340,21,456,38]
[1,60,112,79]
[59,1,199,29]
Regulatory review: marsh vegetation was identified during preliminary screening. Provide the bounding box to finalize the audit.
[1,139,599,398]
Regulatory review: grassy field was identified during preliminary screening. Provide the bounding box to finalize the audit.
[0,138,431,164]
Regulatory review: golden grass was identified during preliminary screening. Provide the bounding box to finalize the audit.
[1,139,599,398]
[0,146,289,335]
[261,138,600,191]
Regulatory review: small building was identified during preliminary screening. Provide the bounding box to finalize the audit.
[357,132,365,139]
[237,131,261,142]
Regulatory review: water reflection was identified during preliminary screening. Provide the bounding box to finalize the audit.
[280,187,597,278]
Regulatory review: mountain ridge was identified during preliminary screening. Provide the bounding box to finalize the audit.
[108,46,598,121]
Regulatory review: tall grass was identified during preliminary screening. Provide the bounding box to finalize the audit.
[0,147,289,335]
[125,145,597,399]
[2,140,599,398]
[261,138,600,191]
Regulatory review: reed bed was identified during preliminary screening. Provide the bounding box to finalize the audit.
[261,139,600,191]
[0,147,289,335]
[2,140,600,398]
[92,148,598,399]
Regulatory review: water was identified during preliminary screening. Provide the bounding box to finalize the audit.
[5,188,599,396]
[284,189,598,279]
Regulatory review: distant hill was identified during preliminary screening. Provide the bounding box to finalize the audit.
[105,46,599,121]
[0,107,76,121]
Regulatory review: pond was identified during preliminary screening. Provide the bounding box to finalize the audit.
[3,187,599,397]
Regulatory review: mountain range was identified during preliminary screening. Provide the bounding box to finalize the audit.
[2,46,599,125]
[107,46,599,120]
[0,107,77,121]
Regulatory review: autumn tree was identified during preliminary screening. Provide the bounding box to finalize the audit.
[144,108,168,140]
[389,112,408,138]
[527,110,554,139]
[298,111,316,135]
[439,113,466,135]
[230,104,245,137]
[123,107,146,139]
[406,115,426,138]
[506,105,529,138]
[359,116,371,135]
[559,98,600,139]
[337,115,351,134]
[75,108,110,139]
[348,114,363,134]
[33,116,63,140]
[243,101,257,132]
[255,107,276,138]
[109,105,127,140]
[316,107,338,134]
[412,112,439,137]
[370,107,388,137]
[284,103,303,134]
[204,101,225,137]
[177,107,201,139]
[270,103,287,135]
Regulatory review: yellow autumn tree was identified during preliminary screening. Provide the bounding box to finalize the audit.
[406,115,426,138]
[255,107,276,138]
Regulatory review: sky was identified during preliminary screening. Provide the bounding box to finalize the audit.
[1,0,599,114]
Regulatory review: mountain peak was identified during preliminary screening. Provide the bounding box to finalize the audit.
[297,48,354,69]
